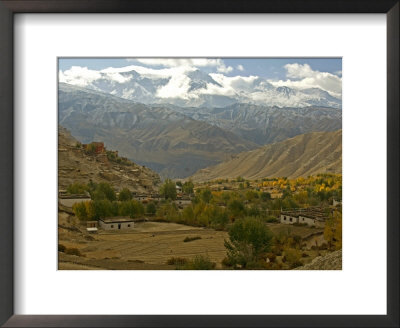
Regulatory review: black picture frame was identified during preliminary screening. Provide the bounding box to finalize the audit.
[0,1,398,327]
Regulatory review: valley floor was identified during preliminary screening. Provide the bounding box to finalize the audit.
[58,213,228,270]
[58,212,331,270]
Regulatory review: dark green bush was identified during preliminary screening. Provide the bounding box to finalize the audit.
[183,236,202,243]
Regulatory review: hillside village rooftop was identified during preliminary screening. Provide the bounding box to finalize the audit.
[280,207,330,227]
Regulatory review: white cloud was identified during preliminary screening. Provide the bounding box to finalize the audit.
[208,74,262,94]
[59,66,133,86]
[131,58,234,75]
[155,74,192,99]
[285,63,315,79]
[101,64,190,77]
[132,58,223,68]
[217,65,233,73]
[269,63,342,97]
[59,66,101,86]
[237,64,244,71]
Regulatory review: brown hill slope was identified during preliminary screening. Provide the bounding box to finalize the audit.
[191,130,342,182]
[58,126,161,193]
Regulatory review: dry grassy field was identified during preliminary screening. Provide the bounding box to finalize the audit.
[58,213,229,270]
[58,212,327,270]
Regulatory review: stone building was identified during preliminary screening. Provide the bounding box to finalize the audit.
[99,217,135,230]
[280,208,329,228]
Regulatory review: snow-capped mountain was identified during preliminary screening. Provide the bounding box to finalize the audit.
[60,67,342,109]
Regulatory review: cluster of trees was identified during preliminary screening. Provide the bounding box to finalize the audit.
[72,199,147,221]
[69,182,156,221]
[160,179,194,200]
[155,188,278,230]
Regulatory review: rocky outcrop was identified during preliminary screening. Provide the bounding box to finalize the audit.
[295,250,342,270]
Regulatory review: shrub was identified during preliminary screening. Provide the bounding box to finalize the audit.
[182,255,216,270]
[283,249,302,268]
[166,257,188,266]
[183,236,202,243]
[67,182,88,195]
[65,247,83,256]
[222,257,234,267]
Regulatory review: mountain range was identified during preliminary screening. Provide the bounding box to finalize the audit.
[59,83,257,178]
[60,67,342,109]
[59,65,342,180]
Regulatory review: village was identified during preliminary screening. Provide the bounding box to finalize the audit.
[58,142,342,270]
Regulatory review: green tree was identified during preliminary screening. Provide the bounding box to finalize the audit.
[182,180,194,194]
[146,202,157,215]
[160,179,177,200]
[91,199,114,219]
[72,202,88,221]
[200,188,212,204]
[90,182,116,201]
[156,202,179,222]
[224,217,273,268]
[260,192,271,201]
[228,199,246,218]
[118,188,132,201]
[208,206,229,230]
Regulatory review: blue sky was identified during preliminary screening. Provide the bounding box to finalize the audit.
[58,58,342,80]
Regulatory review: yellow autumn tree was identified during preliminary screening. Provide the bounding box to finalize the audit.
[324,210,342,250]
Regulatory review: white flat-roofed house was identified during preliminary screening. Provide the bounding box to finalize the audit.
[86,221,98,233]
[280,212,299,224]
[99,217,135,230]
[280,209,328,228]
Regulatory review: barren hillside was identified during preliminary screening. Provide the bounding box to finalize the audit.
[58,126,160,193]
[191,130,342,182]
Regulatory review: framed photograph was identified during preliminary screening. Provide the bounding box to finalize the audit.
[0,1,398,327]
